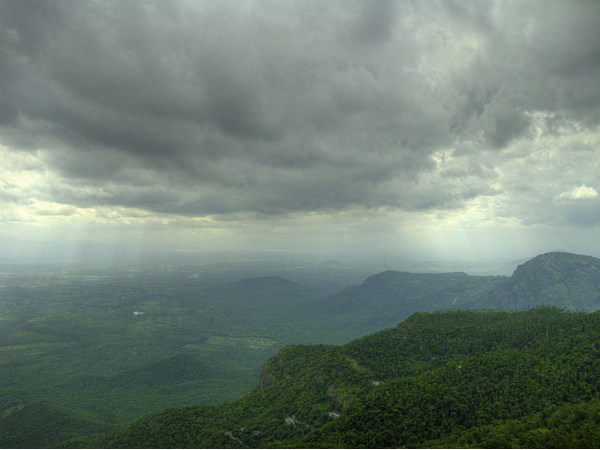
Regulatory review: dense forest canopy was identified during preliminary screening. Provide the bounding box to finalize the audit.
[103,308,600,448]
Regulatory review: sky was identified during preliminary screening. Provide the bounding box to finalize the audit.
[0,0,599,263]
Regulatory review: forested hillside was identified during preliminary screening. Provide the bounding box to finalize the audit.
[99,308,600,448]
[2,252,599,448]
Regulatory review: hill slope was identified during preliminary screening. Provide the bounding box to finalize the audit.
[317,270,505,332]
[232,276,298,291]
[478,252,600,310]
[99,308,600,448]
[0,403,114,449]
[317,252,600,336]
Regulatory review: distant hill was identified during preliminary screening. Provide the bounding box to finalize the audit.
[315,252,600,336]
[100,308,600,448]
[478,252,600,310]
[217,275,325,319]
[0,403,114,449]
[318,270,504,331]
[232,276,298,291]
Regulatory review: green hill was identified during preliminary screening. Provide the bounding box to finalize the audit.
[478,252,600,310]
[108,354,229,387]
[99,308,600,448]
[232,276,299,291]
[0,403,114,448]
[422,399,600,448]
[317,252,600,336]
[317,270,505,332]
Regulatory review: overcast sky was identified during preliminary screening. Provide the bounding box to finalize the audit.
[1,0,598,263]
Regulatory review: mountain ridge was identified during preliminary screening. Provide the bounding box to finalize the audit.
[478,252,600,311]
[321,252,599,327]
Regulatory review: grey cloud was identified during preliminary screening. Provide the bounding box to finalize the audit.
[505,196,600,228]
[345,0,398,46]
[0,0,598,225]
[445,0,599,146]
[557,200,600,227]
[513,0,600,78]
[482,102,532,149]
[0,100,18,125]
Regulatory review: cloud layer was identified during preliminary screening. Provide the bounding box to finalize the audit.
[0,0,598,254]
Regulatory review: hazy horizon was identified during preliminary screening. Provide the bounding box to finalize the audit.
[1,0,598,265]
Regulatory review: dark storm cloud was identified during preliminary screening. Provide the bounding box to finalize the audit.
[0,0,598,222]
